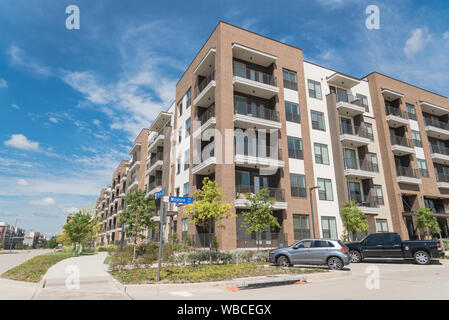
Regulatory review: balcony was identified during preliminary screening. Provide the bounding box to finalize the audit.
[429,144,449,165]
[385,105,409,127]
[148,130,165,153]
[234,102,281,130]
[396,166,421,185]
[424,117,449,140]
[327,72,361,89]
[234,146,284,169]
[192,144,216,175]
[129,159,140,173]
[193,105,215,136]
[232,43,277,68]
[193,70,216,107]
[390,136,415,155]
[147,152,163,175]
[128,177,139,192]
[335,94,366,117]
[233,70,279,100]
[349,195,382,215]
[234,185,287,210]
[146,178,163,196]
[344,158,377,179]
[340,124,371,147]
[436,172,449,189]
[381,88,404,101]
[420,101,449,117]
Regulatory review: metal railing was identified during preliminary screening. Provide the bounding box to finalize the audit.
[436,171,449,183]
[344,157,376,172]
[349,195,383,207]
[234,101,279,122]
[340,123,370,138]
[235,145,283,160]
[430,143,449,155]
[336,93,363,106]
[148,178,163,192]
[385,105,408,119]
[396,165,420,178]
[390,135,414,148]
[198,105,215,125]
[193,143,214,167]
[424,117,449,131]
[235,185,285,202]
[194,70,215,98]
[235,68,277,86]
[149,152,163,167]
[236,232,288,249]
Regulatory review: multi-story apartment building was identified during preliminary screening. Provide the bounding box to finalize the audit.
[366,72,449,240]
[92,21,449,248]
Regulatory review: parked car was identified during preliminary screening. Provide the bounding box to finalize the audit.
[345,232,445,265]
[269,239,350,270]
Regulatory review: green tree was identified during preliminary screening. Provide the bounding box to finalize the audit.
[118,189,156,261]
[240,188,280,252]
[184,177,234,250]
[341,200,369,241]
[416,207,441,240]
[63,208,93,253]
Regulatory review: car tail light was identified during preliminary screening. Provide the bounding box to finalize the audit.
[437,242,442,250]
[341,248,349,254]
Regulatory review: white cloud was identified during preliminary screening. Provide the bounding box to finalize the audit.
[444,32,449,39]
[49,117,59,123]
[63,207,79,214]
[0,78,7,88]
[315,0,357,9]
[4,134,40,151]
[93,119,101,126]
[17,179,29,186]
[404,28,431,57]
[8,44,53,77]
[11,104,20,110]
[29,197,55,206]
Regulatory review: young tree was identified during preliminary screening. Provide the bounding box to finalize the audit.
[240,188,280,252]
[184,177,234,250]
[341,200,369,241]
[416,207,441,240]
[118,189,156,261]
[63,208,93,253]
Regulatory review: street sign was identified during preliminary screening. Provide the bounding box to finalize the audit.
[163,196,193,204]
[155,189,163,200]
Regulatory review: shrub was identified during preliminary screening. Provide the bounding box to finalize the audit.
[211,235,219,251]
[441,238,449,251]
[171,232,179,244]
[256,250,270,262]
[183,234,191,246]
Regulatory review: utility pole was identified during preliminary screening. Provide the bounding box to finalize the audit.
[309,187,319,238]
[157,193,166,282]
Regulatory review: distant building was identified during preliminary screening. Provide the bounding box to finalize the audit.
[0,222,25,249]
[23,232,40,248]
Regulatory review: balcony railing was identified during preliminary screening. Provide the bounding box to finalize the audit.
[235,68,277,86]
[344,157,376,172]
[430,144,449,155]
[149,152,163,167]
[194,70,215,98]
[396,165,420,178]
[148,178,163,192]
[336,93,363,106]
[193,144,214,168]
[390,135,414,148]
[424,117,449,131]
[235,185,285,202]
[341,123,370,138]
[349,194,384,207]
[436,172,449,183]
[235,145,283,160]
[234,101,279,122]
[198,105,215,125]
[386,105,408,119]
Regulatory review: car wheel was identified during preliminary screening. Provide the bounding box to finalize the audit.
[276,255,290,267]
[414,251,431,265]
[349,250,362,263]
[327,257,344,270]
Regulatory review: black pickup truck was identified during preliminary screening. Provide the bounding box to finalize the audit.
[346,232,444,265]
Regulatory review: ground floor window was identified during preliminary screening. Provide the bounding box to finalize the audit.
[405,216,417,240]
[181,218,188,240]
[321,216,337,239]
[293,214,310,240]
[376,219,389,232]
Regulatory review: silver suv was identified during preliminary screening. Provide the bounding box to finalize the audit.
[269,239,350,270]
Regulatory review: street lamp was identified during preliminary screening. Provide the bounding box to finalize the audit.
[309,186,319,239]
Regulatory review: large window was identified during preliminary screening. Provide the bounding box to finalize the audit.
[417,159,429,177]
[185,117,191,138]
[287,136,303,159]
[308,79,322,100]
[374,185,384,205]
[184,149,190,171]
[321,217,337,239]
[290,174,306,198]
[183,182,189,196]
[412,130,422,147]
[356,93,369,112]
[376,219,389,232]
[311,110,325,131]
[365,123,374,141]
[285,101,300,123]
[293,215,310,240]
[283,69,297,90]
[317,178,333,201]
[314,143,329,165]
[186,89,191,108]
[367,153,379,172]
[182,218,188,240]
[406,103,416,120]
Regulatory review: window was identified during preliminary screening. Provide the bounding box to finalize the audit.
[175,187,180,197]
[178,128,182,143]
[186,89,191,108]
[406,103,416,120]
[287,136,303,159]
[185,117,191,138]
[178,102,183,117]
[366,234,383,246]
[376,219,389,232]
[294,240,313,248]
[412,130,422,147]
[348,182,362,203]
[356,94,369,112]
[293,215,310,240]
[285,101,300,123]
[311,110,325,131]
[290,174,306,198]
[317,178,333,201]
[383,233,400,245]
[283,69,297,90]
[308,79,322,100]
[365,123,374,141]
[314,143,329,165]
[374,185,384,205]
[177,158,181,174]
[367,153,379,172]
[313,240,334,248]
[184,149,190,171]
[321,217,337,239]
[182,218,188,240]
[183,182,189,196]
[417,159,429,177]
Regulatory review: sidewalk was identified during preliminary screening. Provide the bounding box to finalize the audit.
[32,252,129,300]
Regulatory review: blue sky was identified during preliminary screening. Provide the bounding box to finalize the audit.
[1,0,448,237]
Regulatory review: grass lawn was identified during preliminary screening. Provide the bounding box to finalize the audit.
[104,256,112,265]
[0,252,18,254]
[1,252,75,282]
[110,262,326,284]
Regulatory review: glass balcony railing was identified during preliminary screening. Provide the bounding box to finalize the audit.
[235,145,283,160]
[148,178,163,192]
[341,123,370,139]
[430,144,449,155]
[424,117,449,131]
[396,165,420,178]
[344,157,376,172]
[390,135,414,148]
[234,68,277,86]
[234,101,279,122]
[194,70,215,98]
[386,105,408,119]
[235,185,285,202]
[149,152,163,167]
[198,105,215,125]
